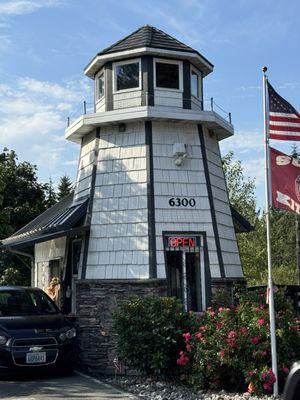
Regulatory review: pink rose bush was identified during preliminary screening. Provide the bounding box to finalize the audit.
[176,289,300,395]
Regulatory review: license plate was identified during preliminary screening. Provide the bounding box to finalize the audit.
[26,352,46,364]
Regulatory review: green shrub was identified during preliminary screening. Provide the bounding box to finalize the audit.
[0,267,24,286]
[113,296,195,377]
[177,289,300,395]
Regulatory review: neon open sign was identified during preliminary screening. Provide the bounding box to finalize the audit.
[168,237,196,248]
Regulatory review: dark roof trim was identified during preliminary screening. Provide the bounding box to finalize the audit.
[2,225,90,251]
[231,206,254,233]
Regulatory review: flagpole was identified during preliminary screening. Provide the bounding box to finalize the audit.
[262,66,279,396]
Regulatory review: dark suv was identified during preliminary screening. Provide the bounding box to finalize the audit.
[0,286,77,374]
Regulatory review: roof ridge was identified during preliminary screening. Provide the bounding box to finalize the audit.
[99,25,146,55]
[150,25,194,50]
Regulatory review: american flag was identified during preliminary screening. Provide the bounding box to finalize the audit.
[268,81,300,141]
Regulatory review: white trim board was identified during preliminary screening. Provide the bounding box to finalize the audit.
[65,107,234,143]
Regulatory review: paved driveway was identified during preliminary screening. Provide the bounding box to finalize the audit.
[0,371,139,399]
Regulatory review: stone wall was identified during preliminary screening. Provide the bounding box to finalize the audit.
[76,279,167,375]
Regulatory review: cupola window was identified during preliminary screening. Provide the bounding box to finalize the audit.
[191,68,202,99]
[114,59,141,92]
[155,59,182,90]
[97,72,105,99]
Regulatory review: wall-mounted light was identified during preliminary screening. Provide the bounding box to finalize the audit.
[173,143,187,166]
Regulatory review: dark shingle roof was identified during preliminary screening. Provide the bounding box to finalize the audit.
[98,25,210,63]
[1,193,89,248]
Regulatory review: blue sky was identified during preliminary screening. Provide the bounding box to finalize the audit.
[0,0,300,207]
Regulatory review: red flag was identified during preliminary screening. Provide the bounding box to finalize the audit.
[270,147,300,215]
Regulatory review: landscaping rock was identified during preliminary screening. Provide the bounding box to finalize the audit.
[104,376,278,400]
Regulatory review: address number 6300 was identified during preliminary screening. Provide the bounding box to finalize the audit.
[168,198,196,207]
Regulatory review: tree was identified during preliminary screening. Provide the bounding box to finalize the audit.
[0,148,48,284]
[57,175,73,201]
[222,151,298,285]
[222,151,257,224]
[44,177,57,208]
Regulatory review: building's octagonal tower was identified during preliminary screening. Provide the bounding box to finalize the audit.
[67,25,242,310]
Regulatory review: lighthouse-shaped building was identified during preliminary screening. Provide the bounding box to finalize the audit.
[2,26,250,372]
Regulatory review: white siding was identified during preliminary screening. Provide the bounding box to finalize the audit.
[203,129,243,278]
[96,97,105,113]
[154,89,182,108]
[85,121,149,280]
[191,96,202,111]
[113,90,142,109]
[152,121,221,279]
[34,237,67,289]
[74,132,97,201]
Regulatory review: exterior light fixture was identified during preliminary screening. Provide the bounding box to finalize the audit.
[173,143,187,166]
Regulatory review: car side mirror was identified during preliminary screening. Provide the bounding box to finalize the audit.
[282,362,300,400]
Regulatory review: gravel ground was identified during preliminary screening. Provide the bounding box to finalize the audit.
[104,376,278,400]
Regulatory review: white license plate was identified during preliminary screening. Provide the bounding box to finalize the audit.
[26,352,46,364]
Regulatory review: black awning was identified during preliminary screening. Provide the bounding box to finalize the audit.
[1,194,89,250]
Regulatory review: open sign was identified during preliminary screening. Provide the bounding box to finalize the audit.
[168,237,196,248]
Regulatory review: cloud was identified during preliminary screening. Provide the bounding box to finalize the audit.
[0,0,61,16]
[0,75,91,183]
[1,111,65,141]
[220,130,263,154]
[243,157,265,186]
[0,34,12,51]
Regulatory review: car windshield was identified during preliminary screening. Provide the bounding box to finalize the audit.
[0,289,59,316]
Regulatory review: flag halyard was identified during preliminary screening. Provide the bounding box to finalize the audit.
[268,82,300,140]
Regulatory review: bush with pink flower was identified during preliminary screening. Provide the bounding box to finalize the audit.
[176,288,300,395]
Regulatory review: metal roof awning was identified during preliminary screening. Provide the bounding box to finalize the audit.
[231,206,254,233]
[1,194,90,251]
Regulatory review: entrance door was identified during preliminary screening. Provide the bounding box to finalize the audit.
[63,239,82,314]
[165,234,205,312]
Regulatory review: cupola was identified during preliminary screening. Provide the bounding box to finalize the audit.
[85,25,213,114]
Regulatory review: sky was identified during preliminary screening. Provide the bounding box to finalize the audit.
[0,0,300,207]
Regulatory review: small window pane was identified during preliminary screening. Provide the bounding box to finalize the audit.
[98,73,104,99]
[116,62,139,91]
[191,71,199,97]
[156,62,179,89]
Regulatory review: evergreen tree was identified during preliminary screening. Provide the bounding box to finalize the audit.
[57,175,73,201]
[44,177,57,208]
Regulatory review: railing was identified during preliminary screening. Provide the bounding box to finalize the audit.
[67,95,232,127]
[206,98,232,124]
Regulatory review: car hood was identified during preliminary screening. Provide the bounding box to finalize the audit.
[0,313,69,334]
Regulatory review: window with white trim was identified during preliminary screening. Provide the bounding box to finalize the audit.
[191,68,202,99]
[114,59,141,92]
[97,72,105,100]
[154,59,182,91]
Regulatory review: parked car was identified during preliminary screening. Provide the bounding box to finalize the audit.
[0,286,77,375]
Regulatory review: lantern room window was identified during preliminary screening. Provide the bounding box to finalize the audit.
[191,67,202,99]
[114,59,141,92]
[97,72,105,99]
[154,59,182,91]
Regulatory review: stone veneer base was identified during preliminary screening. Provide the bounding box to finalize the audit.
[75,279,167,374]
